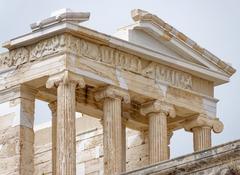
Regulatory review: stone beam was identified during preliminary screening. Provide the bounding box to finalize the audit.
[35,86,201,132]
[0,35,218,120]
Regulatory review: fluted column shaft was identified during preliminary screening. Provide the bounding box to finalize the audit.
[56,82,77,175]
[95,86,130,175]
[48,102,57,175]
[103,97,123,175]
[141,100,175,164]
[46,71,85,175]
[192,126,212,151]
[149,112,168,164]
[167,131,173,159]
[122,120,126,171]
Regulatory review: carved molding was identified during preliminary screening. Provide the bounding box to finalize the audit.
[140,100,176,118]
[77,38,192,90]
[94,85,130,103]
[30,35,65,61]
[11,47,29,66]
[184,114,224,133]
[46,70,85,88]
[0,52,10,68]
[0,47,29,69]
[0,34,193,90]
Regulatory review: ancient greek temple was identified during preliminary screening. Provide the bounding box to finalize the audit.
[0,9,239,175]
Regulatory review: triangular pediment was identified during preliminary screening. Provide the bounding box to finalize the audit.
[114,9,235,81]
[116,27,208,68]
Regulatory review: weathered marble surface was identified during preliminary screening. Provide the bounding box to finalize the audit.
[0,85,36,175]
[33,115,240,175]
[33,116,149,175]
[0,8,238,175]
[122,139,240,175]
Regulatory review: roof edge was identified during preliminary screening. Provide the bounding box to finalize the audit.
[131,9,236,77]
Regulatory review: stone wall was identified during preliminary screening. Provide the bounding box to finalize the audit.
[0,110,21,175]
[34,115,149,175]
[0,87,36,175]
[122,139,240,175]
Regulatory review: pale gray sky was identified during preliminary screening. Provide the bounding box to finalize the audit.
[0,0,239,158]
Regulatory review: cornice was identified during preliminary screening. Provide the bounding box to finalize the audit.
[131,9,236,77]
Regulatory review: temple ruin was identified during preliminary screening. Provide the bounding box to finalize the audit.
[0,9,239,175]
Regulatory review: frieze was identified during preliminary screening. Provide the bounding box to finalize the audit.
[0,52,10,68]
[82,39,99,60]
[10,47,29,66]
[0,35,65,69]
[0,34,192,90]
[30,35,65,61]
[99,45,142,74]
[75,37,192,90]
[0,48,29,69]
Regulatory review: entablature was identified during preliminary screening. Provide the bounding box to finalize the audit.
[0,33,218,124]
[1,11,234,86]
[0,34,214,96]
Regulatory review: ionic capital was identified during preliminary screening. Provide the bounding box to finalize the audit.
[184,114,224,133]
[46,70,85,88]
[94,86,130,103]
[140,100,175,118]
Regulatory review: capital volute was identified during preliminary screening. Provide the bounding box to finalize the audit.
[184,114,224,133]
[46,70,85,89]
[94,85,130,104]
[140,100,176,118]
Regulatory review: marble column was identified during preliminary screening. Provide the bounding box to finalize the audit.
[122,118,127,171]
[167,131,173,159]
[141,100,175,164]
[95,86,130,175]
[184,114,224,152]
[150,112,168,163]
[48,101,57,175]
[192,126,212,151]
[46,71,85,175]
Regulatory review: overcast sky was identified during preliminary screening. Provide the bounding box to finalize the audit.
[0,0,239,158]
